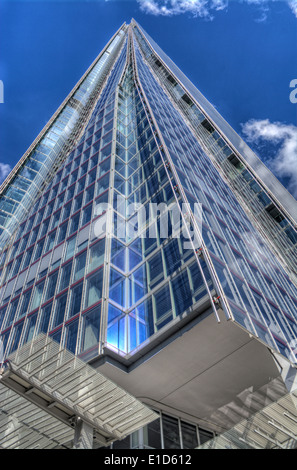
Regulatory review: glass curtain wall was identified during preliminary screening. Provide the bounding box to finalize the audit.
[104,53,213,355]
[0,38,128,362]
[132,28,297,365]
[1,24,297,368]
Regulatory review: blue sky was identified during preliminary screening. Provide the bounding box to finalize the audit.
[0,0,296,197]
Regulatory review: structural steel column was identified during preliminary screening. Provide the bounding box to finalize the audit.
[73,418,94,449]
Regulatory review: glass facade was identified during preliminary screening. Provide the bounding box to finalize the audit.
[0,20,297,377]
[111,411,214,449]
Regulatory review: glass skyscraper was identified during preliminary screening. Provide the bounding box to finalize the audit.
[0,21,297,449]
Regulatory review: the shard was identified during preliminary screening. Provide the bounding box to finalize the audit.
[0,21,297,449]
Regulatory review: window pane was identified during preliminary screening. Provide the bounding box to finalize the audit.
[80,308,101,353]
[77,176,86,193]
[0,331,10,359]
[68,283,83,318]
[162,414,181,449]
[23,313,38,344]
[38,303,52,334]
[59,261,73,292]
[81,203,93,226]
[6,297,20,327]
[74,194,83,212]
[30,281,45,311]
[23,246,34,269]
[74,251,87,282]
[52,210,61,229]
[181,421,198,449]
[39,219,50,238]
[97,172,110,195]
[154,285,171,321]
[0,306,7,330]
[85,184,95,204]
[70,212,80,234]
[45,271,59,301]
[62,202,72,221]
[85,270,103,308]
[144,417,162,449]
[88,239,105,273]
[12,255,23,277]
[172,271,192,316]
[64,319,79,354]
[53,293,68,328]
[18,289,32,319]
[34,239,45,261]
[113,436,130,449]
[50,328,62,346]
[164,239,181,276]
[45,230,57,252]
[199,428,213,445]
[148,252,163,289]
[66,235,77,260]
[56,223,67,245]
[9,321,25,353]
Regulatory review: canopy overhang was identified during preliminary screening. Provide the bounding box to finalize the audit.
[0,334,157,449]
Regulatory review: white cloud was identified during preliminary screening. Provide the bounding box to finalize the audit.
[137,0,297,18]
[288,0,297,17]
[0,163,11,184]
[138,0,213,18]
[241,119,297,197]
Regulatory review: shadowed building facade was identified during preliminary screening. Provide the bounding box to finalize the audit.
[0,21,297,449]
